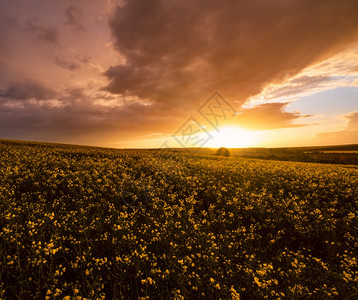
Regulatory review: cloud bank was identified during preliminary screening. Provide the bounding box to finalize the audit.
[105,0,358,113]
[317,112,358,144]
[1,0,358,146]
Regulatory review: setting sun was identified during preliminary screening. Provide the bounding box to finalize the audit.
[207,126,260,148]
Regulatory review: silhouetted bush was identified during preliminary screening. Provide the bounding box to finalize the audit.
[216,147,230,157]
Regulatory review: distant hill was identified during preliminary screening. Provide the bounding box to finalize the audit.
[276,144,358,152]
[152,143,358,165]
[1,139,357,165]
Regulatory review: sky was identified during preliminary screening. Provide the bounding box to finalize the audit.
[0,0,358,149]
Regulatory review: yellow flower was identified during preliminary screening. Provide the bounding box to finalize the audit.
[230,286,240,300]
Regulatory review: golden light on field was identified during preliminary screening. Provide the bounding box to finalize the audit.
[207,126,260,148]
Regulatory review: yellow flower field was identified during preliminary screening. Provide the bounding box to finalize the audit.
[0,140,357,299]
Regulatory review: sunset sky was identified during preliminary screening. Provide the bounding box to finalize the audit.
[1,0,358,148]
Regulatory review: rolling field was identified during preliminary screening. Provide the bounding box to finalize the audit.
[0,140,357,299]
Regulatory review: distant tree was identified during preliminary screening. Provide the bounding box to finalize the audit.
[216,147,230,157]
[339,155,346,164]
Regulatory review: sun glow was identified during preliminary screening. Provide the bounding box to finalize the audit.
[207,126,260,148]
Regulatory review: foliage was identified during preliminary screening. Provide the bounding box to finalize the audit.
[0,140,357,299]
[216,147,230,157]
[230,148,358,165]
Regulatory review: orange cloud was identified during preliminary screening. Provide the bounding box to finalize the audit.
[316,111,358,144]
[235,103,310,130]
[105,0,358,112]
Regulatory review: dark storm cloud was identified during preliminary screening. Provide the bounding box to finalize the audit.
[104,0,358,114]
[0,83,171,144]
[236,103,309,130]
[24,18,59,43]
[0,80,57,101]
[55,56,80,71]
[65,5,85,30]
